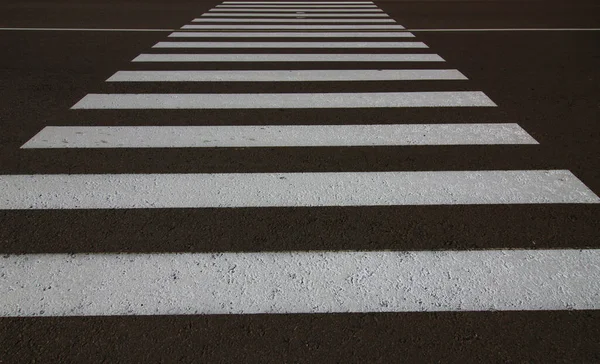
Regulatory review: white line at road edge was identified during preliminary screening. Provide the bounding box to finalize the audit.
[1,249,599,316]
[0,171,597,209]
[21,124,538,148]
[131,54,444,62]
[105,69,466,82]
[71,92,495,109]
[2,27,600,32]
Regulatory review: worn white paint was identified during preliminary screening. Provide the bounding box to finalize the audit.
[106,69,465,82]
[1,249,599,316]
[209,8,383,12]
[132,53,443,62]
[190,18,395,23]
[0,171,597,210]
[198,13,389,17]
[181,25,405,29]
[222,2,375,4]
[168,31,415,37]
[21,124,537,149]
[71,92,496,109]
[216,4,378,7]
[152,41,426,48]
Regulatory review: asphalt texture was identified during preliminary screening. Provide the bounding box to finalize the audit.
[1,0,599,362]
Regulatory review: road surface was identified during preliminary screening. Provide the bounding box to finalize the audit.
[0,0,599,362]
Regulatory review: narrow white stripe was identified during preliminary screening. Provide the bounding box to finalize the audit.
[169,31,415,37]
[191,18,395,23]
[181,25,405,29]
[2,249,600,316]
[3,27,600,32]
[209,8,383,12]
[409,28,600,32]
[71,92,496,109]
[22,124,536,149]
[217,4,378,7]
[153,41,426,48]
[199,13,388,17]
[223,2,375,4]
[0,171,597,209]
[132,54,444,62]
[0,27,175,32]
[106,70,463,82]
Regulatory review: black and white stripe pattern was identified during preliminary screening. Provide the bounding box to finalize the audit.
[1,0,599,318]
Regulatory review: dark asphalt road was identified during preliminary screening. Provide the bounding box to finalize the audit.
[0,0,599,362]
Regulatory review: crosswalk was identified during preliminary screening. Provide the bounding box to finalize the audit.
[1,0,599,318]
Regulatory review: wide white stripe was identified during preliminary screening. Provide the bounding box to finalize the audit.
[181,25,405,29]
[0,171,597,209]
[209,8,383,12]
[191,18,395,23]
[22,124,537,149]
[71,92,496,109]
[2,249,600,316]
[153,41,426,48]
[132,53,444,62]
[199,13,389,17]
[106,69,465,82]
[169,31,414,37]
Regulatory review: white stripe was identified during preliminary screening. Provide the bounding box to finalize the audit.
[190,18,395,23]
[0,27,175,32]
[223,2,375,4]
[181,25,405,29]
[22,124,537,149]
[132,53,444,62]
[2,27,600,32]
[152,41,426,48]
[71,92,496,109]
[0,171,597,210]
[169,31,415,37]
[409,28,600,32]
[199,13,388,17]
[209,8,383,12]
[217,4,378,7]
[2,248,600,316]
[106,69,465,82]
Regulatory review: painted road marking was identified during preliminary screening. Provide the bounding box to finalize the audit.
[132,53,444,62]
[190,18,395,23]
[223,2,376,4]
[22,124,537,149]
[210,8,383,11]
[0,171,597,209]
[3,28,600,32]
[2,249,600,316]
[198,13,389,17]
[71,92,495,109]
[181,25,405,29]
[152,41,426,48]
[217,4,378,7]
[216,4,378,7]
[168,31,414,37]
[106,69,465,82]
